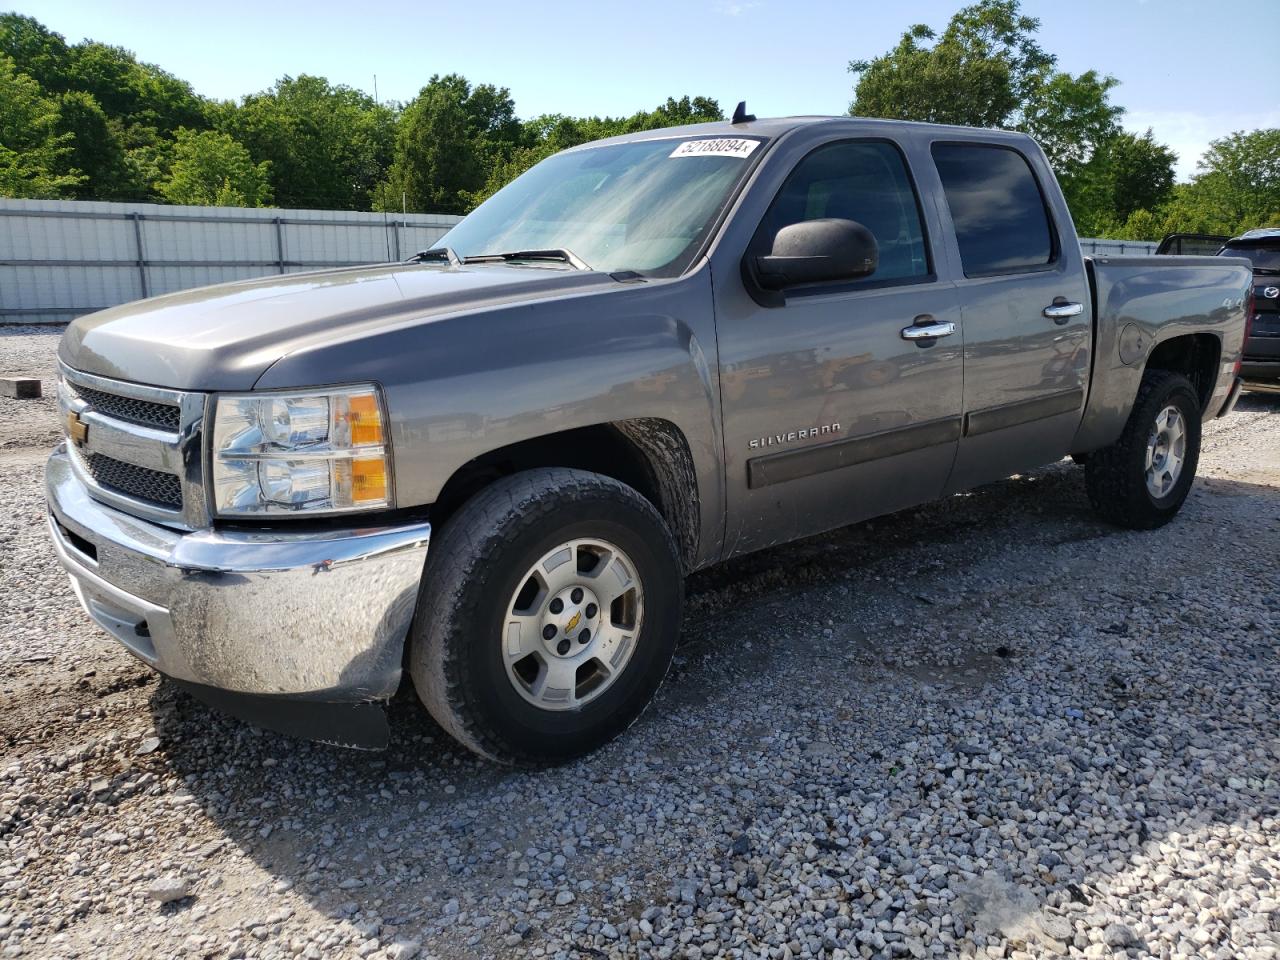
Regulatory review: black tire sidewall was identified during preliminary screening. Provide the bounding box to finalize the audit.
[447,490,680,760]
[1128,376,1202,519]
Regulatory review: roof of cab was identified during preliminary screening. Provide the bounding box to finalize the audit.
[575,115,1038,150]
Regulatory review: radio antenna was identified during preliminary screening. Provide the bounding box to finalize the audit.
[731,101,755,124]
[374,74,393,261]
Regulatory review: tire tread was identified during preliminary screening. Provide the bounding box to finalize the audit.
[410,468,680,764]
[1085,369,1201,530]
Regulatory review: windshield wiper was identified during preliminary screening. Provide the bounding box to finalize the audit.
[408,246,463,267]
[464,248,591,271]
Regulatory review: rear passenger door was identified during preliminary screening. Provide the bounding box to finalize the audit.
[928,141,1092,493]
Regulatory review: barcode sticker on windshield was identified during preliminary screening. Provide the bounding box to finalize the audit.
[669,138,760,160]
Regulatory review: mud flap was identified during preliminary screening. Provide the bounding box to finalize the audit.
[172,680,390,750]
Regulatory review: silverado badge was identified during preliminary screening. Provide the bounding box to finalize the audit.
[748,422,841,450]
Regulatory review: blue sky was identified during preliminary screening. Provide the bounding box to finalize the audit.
[12,0,1277,180]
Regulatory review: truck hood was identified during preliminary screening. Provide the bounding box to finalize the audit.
[60,263,618,391]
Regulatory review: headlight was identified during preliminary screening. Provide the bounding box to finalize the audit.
[211,385,392,517]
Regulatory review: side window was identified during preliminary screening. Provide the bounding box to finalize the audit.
[756,140,931,285]
[931,143,1055,277]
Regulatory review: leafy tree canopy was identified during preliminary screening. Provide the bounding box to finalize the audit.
[849,0,1123,179]
[1066,129,1177,237]
[1108,128,1280,239]
[158,128,271,207]
[218,74,394,210]
[0,12,70,88]
[0,52,80,198]
[63,41,207,132]
[54,90,138,200]
[377,73,521,215]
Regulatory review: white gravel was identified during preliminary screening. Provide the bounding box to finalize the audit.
[0,327,62,451]
[1,330,1277,960]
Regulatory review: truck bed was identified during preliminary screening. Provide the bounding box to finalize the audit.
[1073,255,1252,453]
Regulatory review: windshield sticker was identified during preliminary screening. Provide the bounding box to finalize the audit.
[669,138,760,160]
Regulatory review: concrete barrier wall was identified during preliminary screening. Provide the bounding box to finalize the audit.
[0,198,462,324]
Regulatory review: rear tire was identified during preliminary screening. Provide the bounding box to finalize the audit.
[1085,370,1201,530]
[409,468,682,764]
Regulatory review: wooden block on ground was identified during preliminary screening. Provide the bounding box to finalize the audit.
[0,377,41,399]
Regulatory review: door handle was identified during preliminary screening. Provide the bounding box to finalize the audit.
[901,320,956,341]
[1044,299,1083,324]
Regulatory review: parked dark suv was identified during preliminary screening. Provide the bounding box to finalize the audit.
[1221,228,1280,385]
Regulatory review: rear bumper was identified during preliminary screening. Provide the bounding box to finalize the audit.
[1241,359,1280,382]
[45,444,430,747]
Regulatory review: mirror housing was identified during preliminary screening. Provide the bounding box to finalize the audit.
[754,218,878,291]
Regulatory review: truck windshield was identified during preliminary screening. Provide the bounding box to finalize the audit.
[1220,244,1280,274]
[436,136,766,277]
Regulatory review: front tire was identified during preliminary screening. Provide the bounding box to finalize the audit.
[409,468,683,764]
[1085,370,1202,530]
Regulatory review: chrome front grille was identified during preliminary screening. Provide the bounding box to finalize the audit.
[58,363,208,529]
[82,452,183,508]
[70,383,181,432]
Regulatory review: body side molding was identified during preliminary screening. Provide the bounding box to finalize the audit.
[746,416,962,489]
[964,388,1085,438]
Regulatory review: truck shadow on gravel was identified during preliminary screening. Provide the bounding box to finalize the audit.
[137,460,1279,957]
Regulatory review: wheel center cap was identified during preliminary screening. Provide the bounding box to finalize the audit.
[541,584,601,657]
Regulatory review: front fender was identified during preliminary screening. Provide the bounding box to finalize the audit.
[257,269,724,557]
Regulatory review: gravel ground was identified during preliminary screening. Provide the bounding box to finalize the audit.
[1,330,1278,960]
[0,328,62,451]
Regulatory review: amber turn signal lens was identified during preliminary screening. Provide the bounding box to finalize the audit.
[350,456,388,504]
[346,393,384,446]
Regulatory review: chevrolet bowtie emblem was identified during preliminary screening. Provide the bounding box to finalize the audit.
[66,410,88,446]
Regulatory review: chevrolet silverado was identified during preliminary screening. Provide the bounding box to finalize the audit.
[46,115,1252,762]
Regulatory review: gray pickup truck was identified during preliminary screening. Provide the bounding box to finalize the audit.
[46,116,1251,762]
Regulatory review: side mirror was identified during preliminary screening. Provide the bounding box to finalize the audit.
[755,218,878,290]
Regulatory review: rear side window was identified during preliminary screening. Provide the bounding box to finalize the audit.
[931,143,1055,277]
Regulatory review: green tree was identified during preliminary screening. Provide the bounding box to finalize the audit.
[624,95,723,132]
[849,2,1050,128]
[1183,128,1280,231]
[158,128,271,206]
[219,75,394,209]
[848,0,1122,190]
[1104,129,1280,240]
[0,53,80,198]
[1066,129,1176,236]
[54,90,139,199]
[0,12,71,89]
[119,124,176,202]
[378,74,519,214]
[64,41,207,132]
[1102,130,1176,224]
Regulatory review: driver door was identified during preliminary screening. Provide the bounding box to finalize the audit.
[712,137,964,556]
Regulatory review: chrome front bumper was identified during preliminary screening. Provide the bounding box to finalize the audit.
[46,444,430,709]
